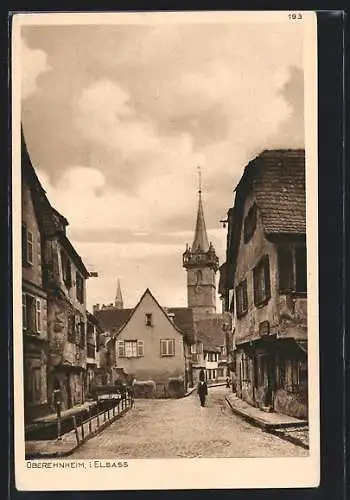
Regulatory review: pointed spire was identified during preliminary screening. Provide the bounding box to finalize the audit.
[115,279,124,309]
[192,167,210,253]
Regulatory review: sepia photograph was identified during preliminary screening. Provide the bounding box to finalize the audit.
[12,11,319,490]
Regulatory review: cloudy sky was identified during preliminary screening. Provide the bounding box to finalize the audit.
[20,17,304,311]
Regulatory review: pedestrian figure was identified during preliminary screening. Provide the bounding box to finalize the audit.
[226,377,231,388]
[197,371,208,407]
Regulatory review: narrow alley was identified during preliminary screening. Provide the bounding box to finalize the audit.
[69,387,308,459]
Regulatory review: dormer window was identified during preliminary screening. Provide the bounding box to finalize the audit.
[22,224,34,266]
[76,272,84,304]
[145,313,153,327]
[244,204,257,243]
[61,250,72,288]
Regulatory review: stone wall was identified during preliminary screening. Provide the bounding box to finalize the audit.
[274,388,308,420]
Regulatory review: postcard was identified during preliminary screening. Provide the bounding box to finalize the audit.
[12,10,319,490]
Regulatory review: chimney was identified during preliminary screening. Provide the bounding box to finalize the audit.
[168,312,175,323]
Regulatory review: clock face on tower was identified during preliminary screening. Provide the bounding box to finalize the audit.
[195,270,202,294]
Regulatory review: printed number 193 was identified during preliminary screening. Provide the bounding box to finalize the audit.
[288,13,303,20]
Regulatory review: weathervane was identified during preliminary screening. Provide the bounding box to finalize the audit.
[197,166,202,195]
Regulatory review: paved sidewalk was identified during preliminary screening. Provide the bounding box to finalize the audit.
[25,430,79,459]
[29,401,98,426]
[225,393,308,430]
[26,407,131,459]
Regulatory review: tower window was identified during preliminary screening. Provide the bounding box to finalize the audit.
[145,313,153,326]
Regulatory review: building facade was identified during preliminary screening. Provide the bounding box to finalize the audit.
[22,130,91,415]
[85,312,103,396]
[22,136,49,421]
[44,218,90,411]
[94,287,196,396]
[223,149,308,419]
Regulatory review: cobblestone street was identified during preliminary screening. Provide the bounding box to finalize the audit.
[69,387,308,459]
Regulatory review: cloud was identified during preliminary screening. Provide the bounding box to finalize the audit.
[22,21,305,309]
[21,36,51,100]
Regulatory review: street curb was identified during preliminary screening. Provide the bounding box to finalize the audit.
[26,407,131,459]
[225,396,307,430]
[266,428,309,450]
[183,387,197,397]
[225,396,271,430]
[225,396,309,450]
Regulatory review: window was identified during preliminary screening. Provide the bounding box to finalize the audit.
[79,322,85,348]
[278,247,294,292]
[236,279,248,317]
[145,313,153,327]
[160,339,175,356]
[278,245,307,294]
[221,346,227,357]
[253,255,271,306]
[295,247,307,293]
[244,204,257,243]
[22,293,41,333]
[61,250,72,288]
[76,272,84,304]
[36,299,41,333]
[68,314,76,343]
[190,344,197,354]
[117,340,144,358]
[207,352,217,362]
[87,343,95,358]
[22,224,34,266]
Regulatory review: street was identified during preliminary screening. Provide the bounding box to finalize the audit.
[69,387,308,459]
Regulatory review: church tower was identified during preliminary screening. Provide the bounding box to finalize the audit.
[115,279,124,309]
[183,169,219,320]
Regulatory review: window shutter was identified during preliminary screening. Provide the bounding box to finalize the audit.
[170,339,175,356]
[137,340,144,357]
[160,340,166,356]
[278,247,294,292]
[253,267,258,305]
[22,294,27,329]
[117,340,125,357]
[27,231,33,264]
[264,255,271,300]
[22,224,27,263]
[243,279,248,311]
[36,299,41,332]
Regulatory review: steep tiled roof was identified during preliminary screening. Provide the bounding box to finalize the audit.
[227,149,306,282]
[166,307,196,344]
[94,308,133,334]
[195,317,226,352]
[94,303,196,344]
[237,149,306,235]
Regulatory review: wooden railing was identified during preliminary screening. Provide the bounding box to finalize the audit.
[70,392,133,445]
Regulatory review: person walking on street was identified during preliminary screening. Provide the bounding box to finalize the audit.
[197,370,208,407]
